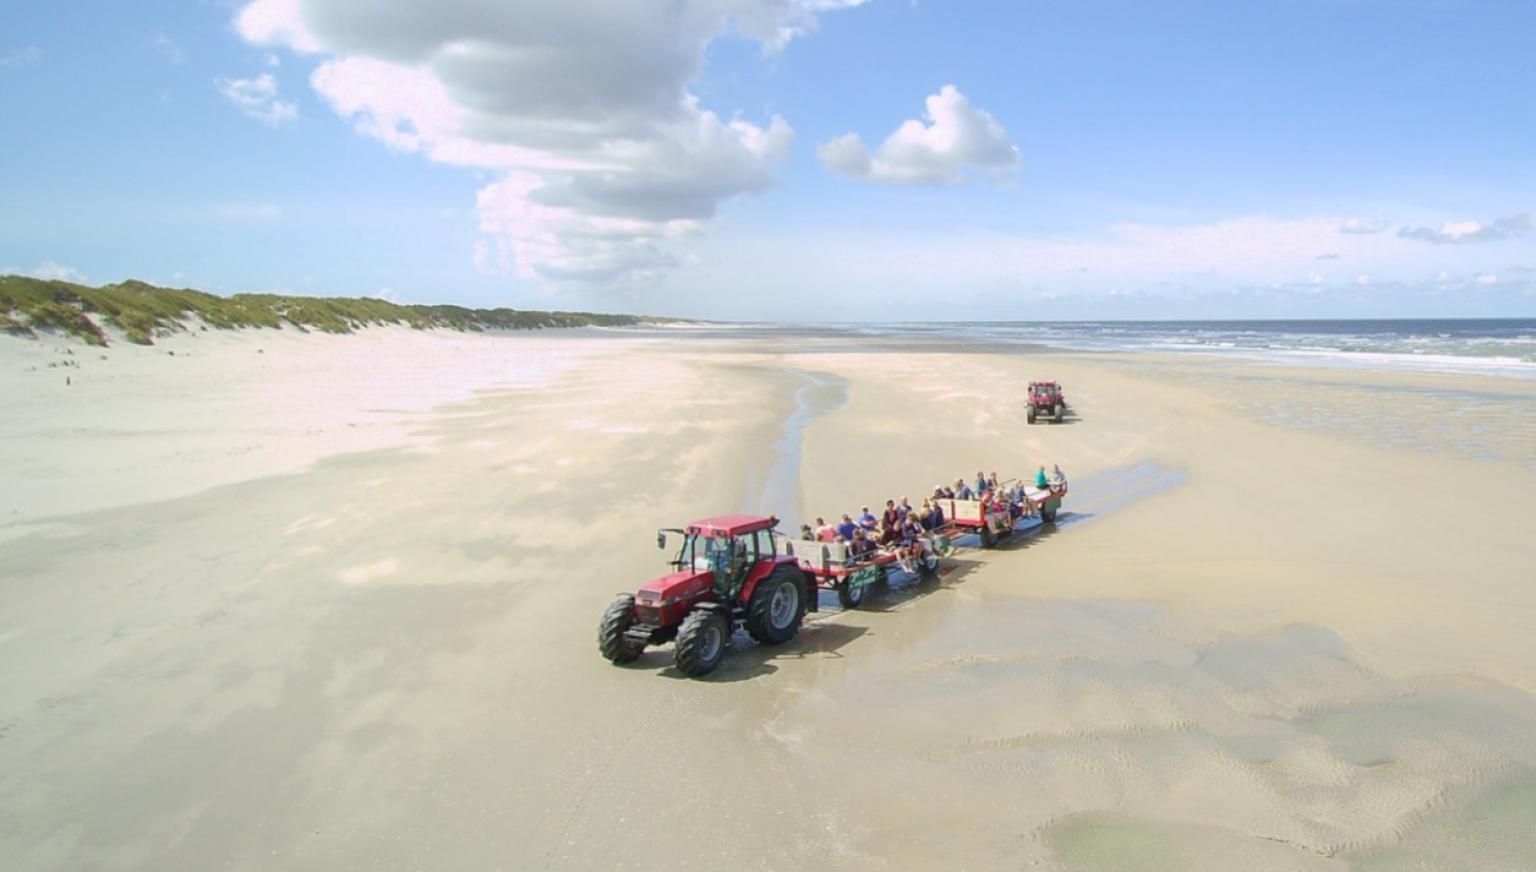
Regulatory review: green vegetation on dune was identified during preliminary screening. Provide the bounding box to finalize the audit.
[0,275,676,346]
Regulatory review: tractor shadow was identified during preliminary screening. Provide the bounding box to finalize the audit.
[650,622,872,683]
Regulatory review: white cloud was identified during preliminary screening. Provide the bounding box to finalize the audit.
[215,73,298,125]
[151,33,184,64]
[235,0,321,54]
[1339,218,1388,235]
[1398,213,1533,244]
[232,0,856,287]
[7,261,87,282]
[819,85,1020,184]
[0,46,43,67]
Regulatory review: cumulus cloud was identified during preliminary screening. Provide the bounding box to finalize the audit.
[233,0,858,287]
[215,73,298,125]
[1398,213,1533,245]
[819,85,1020,184]
[1338,218,1388,235]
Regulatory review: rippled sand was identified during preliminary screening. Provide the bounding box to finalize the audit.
[2,330,1534,870]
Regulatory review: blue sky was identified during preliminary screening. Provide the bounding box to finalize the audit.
[2,0,1533,320]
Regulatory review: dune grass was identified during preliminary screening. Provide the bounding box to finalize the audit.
[0,276,675,346]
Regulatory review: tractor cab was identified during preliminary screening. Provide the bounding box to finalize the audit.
[658,515,778,599]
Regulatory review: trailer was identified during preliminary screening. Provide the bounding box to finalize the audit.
[777,530,950,609]
[934,482,1068,548]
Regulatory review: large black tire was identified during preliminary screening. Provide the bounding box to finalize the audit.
[674,608,728,677]
[745,566,807,645]
[1027,406,1037,424]
[978,523,995,549]
[1053,403,1064,423]
[597,595,644,664]
[836,577,865,609]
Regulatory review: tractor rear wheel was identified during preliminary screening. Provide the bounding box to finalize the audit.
[674,608,728,677]
[979,523,996,549]
[836,578,865,609]
[1053,403,1064,423]
[597,594,645,664]
[746,566,807,645]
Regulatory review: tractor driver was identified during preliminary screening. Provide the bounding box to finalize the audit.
[706,531,732,579]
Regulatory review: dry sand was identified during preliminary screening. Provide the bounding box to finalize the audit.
[2,327,1534,871]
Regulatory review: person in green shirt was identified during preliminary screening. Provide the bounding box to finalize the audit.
[1035,465,1049,488]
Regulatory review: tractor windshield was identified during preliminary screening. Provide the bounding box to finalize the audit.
[676,533,732,573]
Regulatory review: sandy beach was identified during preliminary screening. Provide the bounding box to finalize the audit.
[3,326,1535,871]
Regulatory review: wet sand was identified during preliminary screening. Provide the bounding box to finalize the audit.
[2,329,1535,871]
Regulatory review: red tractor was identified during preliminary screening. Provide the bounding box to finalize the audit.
[1026,381,1067,424]
[597,515,814,677]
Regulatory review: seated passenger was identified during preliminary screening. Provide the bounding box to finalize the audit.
[836,513,858,541]
[815,517,837,541]
[975,471,989,496]
[1036,465,1049,488]
[800,524,815,540]
[954,477,974,500]
[859,505,879,531]
[881,499,901,531]
[849,528,876,559]
[898,496,913,520]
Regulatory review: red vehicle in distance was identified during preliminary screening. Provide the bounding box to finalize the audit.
[1026,381,1067,424]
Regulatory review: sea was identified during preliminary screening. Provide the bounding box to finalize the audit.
[669,318,1536,379]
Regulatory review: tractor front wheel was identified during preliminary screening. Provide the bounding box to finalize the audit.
[746,567,807,645]
[1053,403,1064,423]
[674,608,728,677]
[1027,406,1037,424]
[597,595,645,665]
[836,578,865,609]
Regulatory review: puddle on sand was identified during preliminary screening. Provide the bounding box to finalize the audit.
[767,597,1536,870]
[740,370,848,522]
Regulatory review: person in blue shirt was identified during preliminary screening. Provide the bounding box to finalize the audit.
[974,471,989,496]
[859,505,878,530]
[954,477,974,500]
[836,513,858,542]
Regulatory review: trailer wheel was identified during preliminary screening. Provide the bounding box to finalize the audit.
[979,524,995,549]
[674,608,728,677]
[919,550,941,576]
[1053,403,1064,423]
[746,566,807,645]
[836,578,865,609]
[597,594,645,664]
